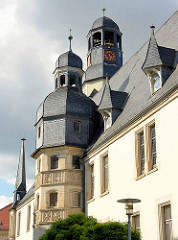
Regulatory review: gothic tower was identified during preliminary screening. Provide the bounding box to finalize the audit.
[83,14,123,96]
[31,34,99,237]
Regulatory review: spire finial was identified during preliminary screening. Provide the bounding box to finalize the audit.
[68,29,73,52]
[150,24,155,35]
[102,8,106,17]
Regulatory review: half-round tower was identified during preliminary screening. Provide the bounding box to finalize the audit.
[83,15,123,96]
[31,36,99,235]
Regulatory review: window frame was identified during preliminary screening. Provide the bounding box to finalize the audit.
[49,192,58,208]
[17,211,21,236]
[50,155,58,170]
[158,202,173,240]
[100,153,109,196]
[26,205,31,231]
[135,128,145,178]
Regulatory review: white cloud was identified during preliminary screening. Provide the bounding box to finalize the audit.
[0,195,13,209]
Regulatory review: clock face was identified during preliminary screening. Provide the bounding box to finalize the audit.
[104,50,116,62]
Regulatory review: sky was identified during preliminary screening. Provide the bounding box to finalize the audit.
[0,0,177,208]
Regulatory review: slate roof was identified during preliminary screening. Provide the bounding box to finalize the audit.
[142,27,176,69]
[15,183,35,208]
[36,87,98,124]
[15,139,26,192]
[55,51,82,69]
[88,10,178,154]
[92,16,120,31]
[98,78,128,111]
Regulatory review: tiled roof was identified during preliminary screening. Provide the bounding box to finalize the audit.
[89,11,178,154]
[0,203,12,230]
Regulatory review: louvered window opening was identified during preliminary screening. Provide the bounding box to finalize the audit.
[151,125,157,168]
[51,156,58,169]
[50,193,57,208]
[140,132,145,175]
[104,155,108,192]
[91,165,94,198]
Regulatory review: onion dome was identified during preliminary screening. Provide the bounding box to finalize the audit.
[92,16,120,31]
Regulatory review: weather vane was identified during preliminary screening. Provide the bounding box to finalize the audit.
[102,8,106,17]
[68,29,73,52]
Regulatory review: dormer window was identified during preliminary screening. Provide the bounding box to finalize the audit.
[147,68,162,94]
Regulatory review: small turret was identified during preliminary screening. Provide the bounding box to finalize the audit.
[12,138,27,207]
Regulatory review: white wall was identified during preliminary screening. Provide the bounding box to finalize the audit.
[16,198,34,240]
[85,97,178,240]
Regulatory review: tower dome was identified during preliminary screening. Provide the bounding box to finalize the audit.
[35,87,99,150]
[92,16,120,31]
[55,51,83,69]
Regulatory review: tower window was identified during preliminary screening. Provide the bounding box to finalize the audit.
[51,156,58,170]
[72,192,81,207]
[36,195,40,210]
[88,37,91,50]
[49,192,57,208]
[69,75,76,86]
[104,31,114,47]
[74,121,81,132]
[38,126,41,138]
[117,35,120,48]
[93,32,101,47]
[55,78,58,88]
[60,75,65,86]
[72,156,80,169]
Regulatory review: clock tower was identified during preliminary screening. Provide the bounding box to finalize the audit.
[83,15,123,96]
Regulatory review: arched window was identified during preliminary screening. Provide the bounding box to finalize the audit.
[104,31,114,47]
[60,75,65,86]
[51,156,58,170]
[50,192,57,208]
[93,32,101,47]
[69,75,76,86]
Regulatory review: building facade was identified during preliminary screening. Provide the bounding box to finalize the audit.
[9,11,178,240]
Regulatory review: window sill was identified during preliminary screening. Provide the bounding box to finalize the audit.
[147,167,158,175]
[86,198,95,204]
[100,190,109,198]
[135,173,146,181]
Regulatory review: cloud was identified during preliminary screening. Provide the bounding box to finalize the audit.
[0,195,13,209]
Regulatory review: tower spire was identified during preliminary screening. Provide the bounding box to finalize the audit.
[13,138,27,206]
[102,8,106,17]
[68,29,73,52]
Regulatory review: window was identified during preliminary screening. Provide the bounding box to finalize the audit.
[159,203,173,240]
[103,155,108,192]
[17,212,21,236]
[50,192,57,208]
[93,32,101,47]
[88,37,91,50]
[136,130,145,177]
[38,126,41,138]
[132,213,140,232]
[72,192,81,207]
[150,124,157,169]
[55,78,58,88]
[60,75,65,86]
[27,205,31,231]
[91,164,94,199]
[38,159,41,172]
[51,156,58,170]
[69,75,76,86]
[104,31,114,47]
[72,156,80,169]
[117,34,120,48]
[36,195,40,210]
[74,121,81,132]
